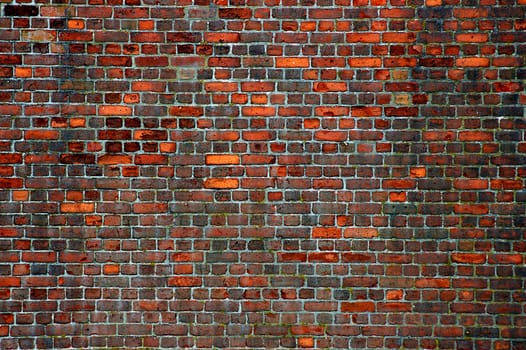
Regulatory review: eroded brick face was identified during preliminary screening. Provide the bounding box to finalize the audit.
[0,0,525,349]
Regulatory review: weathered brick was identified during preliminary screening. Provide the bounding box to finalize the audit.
[2,1,524,347]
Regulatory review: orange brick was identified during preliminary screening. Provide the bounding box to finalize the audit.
[85,215,102,226]
[456,57,490,67]
[97,155,132,165]
[386,290,403,300]
[0,277,21,287]
[160,143,176,153]
[242,106,276,116]
[309,252,339,262]
[15,67,31,77]
[61,203,95,213]
[347,32,380,42]
[25,130,59,140]
[167,277,202,287]
[205,154,240,165]
[251,94,268,104]
[68,19,85,29]
[298,338,314,348]
[204,178,239,189]
[98,105,132,116]
[103,264,120,275]
[69,118,86,128]
[389,192,406,202]
[124,93,140,103]
[383,32,415,42]
[276,57,309,68]
[348,57,381,67]
[456,33,488,42]
[410,167,426,178]
[426,0,442,5]
[138,20,154,30]
[12,191,29,201]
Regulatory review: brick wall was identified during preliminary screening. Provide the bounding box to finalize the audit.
[0,0,525,348]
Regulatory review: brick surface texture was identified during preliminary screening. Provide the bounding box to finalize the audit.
[0,0,525,349]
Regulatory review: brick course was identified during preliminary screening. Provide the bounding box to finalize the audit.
[0,0,525,349]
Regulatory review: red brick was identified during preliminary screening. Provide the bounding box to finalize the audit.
[134,155,167,165]
[451,253,486,264]
[241,82,274,92]
[313,82,347,92]
[240,276,268,287]
[167,277,202,287]
[133,203,168,214]
[415,278,450,288]
[378,302,412,312]
[25,130,59,140]
[488,254,522,264]
[0,154,22,164]
[312,227,342,238]
[277,253,307,262]
[453,179,488,190]
[308,252,339,262]
[205,154,240,165]
[0,277,21,287]
[341,302,375,312]
[314,106,349,116]
[454,204,489,215]
[204,32,240,43]
[0,178,23,189]
[383,179,416,189]
[131,81,166,91]
[493,82,522,92]
[314,131,347,141]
